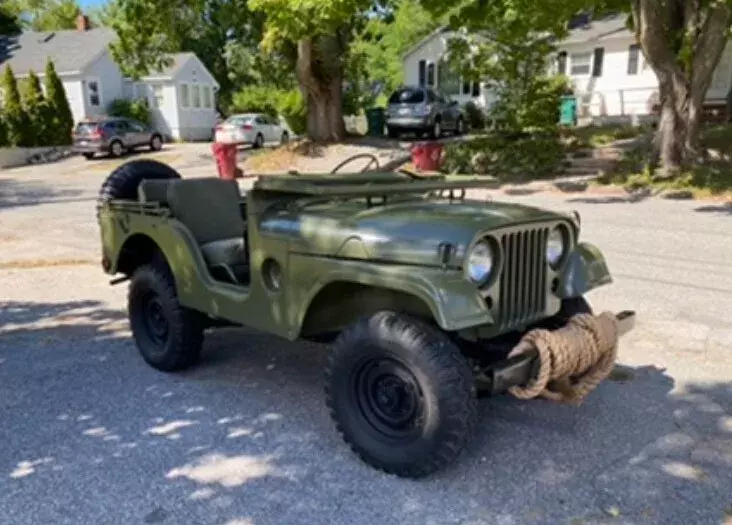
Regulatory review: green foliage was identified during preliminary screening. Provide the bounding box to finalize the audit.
[107,98,151,125]
[0,3,21,35]
[461,101,487,132]
[20,70,49,146]
[1,65,32,147]
[44,59,74,146]
[6,0,82,31]
[0,115,9,147]
[230,86,280,117]
[441,133,566,181]
[276,89,307,136]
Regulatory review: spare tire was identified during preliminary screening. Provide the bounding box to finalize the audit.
[97,159,182,212]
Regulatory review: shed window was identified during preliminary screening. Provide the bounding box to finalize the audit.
[180,84,189,108]
[191,85,201,108]
[202,86,212,108]
[426,62,436,87]
[418,60,426,86]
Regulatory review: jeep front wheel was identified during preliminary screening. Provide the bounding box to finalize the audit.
[128,263,204,371]
[324,311,478,478]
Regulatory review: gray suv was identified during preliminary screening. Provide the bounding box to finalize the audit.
[72,117,164,160]
[385,86,465,139]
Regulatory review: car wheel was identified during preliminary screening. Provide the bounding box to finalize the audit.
[110,140,124,157]
[150,135,163,151]
[431,120,442,139]
[455,117,464,135]
[281,131,289,144]
[324,310,478,478]
[253,133,264,149]
[387,126,399,139]
[128,262,205,372]
[83,153,95,160]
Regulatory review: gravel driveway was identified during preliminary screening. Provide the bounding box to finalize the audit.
[1,151,731,525]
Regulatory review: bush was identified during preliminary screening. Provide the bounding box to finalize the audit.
[2,65,32,147]
[462,101,487,132]
[0,115,8,147]
[44,59,74,145]
[230,86,280,118]
[441,132,566,181]
[21,70,49,146]
[276,89,307,136]
[107,98,151,125]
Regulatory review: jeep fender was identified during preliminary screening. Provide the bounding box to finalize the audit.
[295,258,493,333]
[557,241,613,298]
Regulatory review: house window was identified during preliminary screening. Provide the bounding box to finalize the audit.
[180,84,189,108]
[87,80,100,107]
[418,60,426,86]
[427,62,436,87]
[152,85,164,108]
[438,59,461,95]
[628,44,640,75]
[570,52,592,75]
[202,86,212,108]
[191,84,201,108]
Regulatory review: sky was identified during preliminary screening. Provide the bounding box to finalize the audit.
[78,0,107,8]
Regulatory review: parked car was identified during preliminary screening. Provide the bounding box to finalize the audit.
[385,85,465,139]
[214,113,289,148]
[72,116,164,160]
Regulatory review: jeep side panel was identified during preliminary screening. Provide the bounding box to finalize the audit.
[100,209,294,340]
[290,254,493,336]
[556,241,613,299]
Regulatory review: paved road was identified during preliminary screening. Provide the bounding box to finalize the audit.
[1,152,731,525]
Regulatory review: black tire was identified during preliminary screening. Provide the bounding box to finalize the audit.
[128,262,204,371]
[83,153,95,160]
[387,126,399,139]
[253,133,264,149]
[281,131,289,144]
[109,140,124,157]
[150,134,163,151]
[96,158,182,211]
[324,311,478,478]
[431,119,442,139]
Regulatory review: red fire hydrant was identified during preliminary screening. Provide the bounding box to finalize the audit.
[410,141,444,171]
[211,142,242,180]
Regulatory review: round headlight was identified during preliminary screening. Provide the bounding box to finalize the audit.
[467,241,494,284]
[546,226,565,267]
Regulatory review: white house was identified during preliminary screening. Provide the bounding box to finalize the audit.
[401,27,498,110]
[0,14,219,141]
[402,14,732,123]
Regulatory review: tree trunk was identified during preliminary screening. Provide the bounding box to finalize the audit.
[631,0,732,175]
[296,37,347,142]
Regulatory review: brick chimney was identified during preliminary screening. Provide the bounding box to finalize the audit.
[76,13,90,31]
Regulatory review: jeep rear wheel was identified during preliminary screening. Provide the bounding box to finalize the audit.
[128,262,204,371]
[324,311,478,478]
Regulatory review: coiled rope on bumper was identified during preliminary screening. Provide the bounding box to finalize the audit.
[506,312,620,405]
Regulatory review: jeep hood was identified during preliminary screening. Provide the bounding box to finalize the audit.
[260,198,568,267]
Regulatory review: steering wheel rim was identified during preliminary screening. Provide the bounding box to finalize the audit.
[330,153,381,174]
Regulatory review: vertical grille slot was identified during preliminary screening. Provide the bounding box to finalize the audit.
[498,227,548,330]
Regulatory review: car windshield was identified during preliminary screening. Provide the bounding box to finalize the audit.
[75,122,100,135]
[389,88,425,104]
[225,115,255,126]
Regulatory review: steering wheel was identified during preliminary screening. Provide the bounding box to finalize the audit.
[330,153,380,174]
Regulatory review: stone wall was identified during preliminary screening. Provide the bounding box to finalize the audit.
[0,147,73,169]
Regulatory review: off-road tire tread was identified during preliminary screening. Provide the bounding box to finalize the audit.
[97,158,181,211]
[324,310,478,478]
[128,261,204,372]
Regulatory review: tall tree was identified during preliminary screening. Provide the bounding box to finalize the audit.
[21,70,48,146]
[2,65,32,147]
[44,59,74,145]
[424,0,732,175]
[7,0,81,31]
[0,3,21,35]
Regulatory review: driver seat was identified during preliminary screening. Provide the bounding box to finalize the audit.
[166,178,248,283]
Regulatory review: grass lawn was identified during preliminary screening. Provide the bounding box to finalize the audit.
[563,123,649,149]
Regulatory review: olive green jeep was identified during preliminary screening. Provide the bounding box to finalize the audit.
[95,156,635,479]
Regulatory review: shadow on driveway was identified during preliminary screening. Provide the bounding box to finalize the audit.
[0,298,730,524]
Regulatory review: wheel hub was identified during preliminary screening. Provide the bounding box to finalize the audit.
[143,294,169,345]
[354,356,424,440]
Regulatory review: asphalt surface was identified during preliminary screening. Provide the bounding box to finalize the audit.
[1,150,731,525]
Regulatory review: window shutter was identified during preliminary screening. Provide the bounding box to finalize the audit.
[557,52,567,75]
[592,47,604,77]
[472,80,480,97]
[627,45,639,75]
[418,60,426,86]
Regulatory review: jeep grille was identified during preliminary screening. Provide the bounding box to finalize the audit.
[497,227,549,330]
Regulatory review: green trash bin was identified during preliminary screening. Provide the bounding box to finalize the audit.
[559,96,577,126]
[365,107,385,137]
